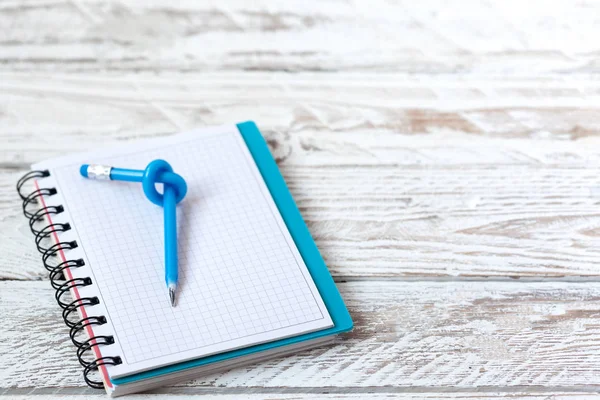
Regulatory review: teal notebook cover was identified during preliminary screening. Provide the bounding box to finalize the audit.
[112,121,353,385]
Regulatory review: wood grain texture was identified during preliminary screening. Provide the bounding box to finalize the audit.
[6,160,600,280]
[2,73,600,280]
[2,394,600,399]
[1,0,599,73]
[4,394,600,399]
[3,281,600,391]
[2,0,600,396]
[2,73,600,167]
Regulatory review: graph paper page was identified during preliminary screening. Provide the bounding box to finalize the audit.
[33,124,333,377]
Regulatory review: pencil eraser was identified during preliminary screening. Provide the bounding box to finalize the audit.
[80,164,89,178]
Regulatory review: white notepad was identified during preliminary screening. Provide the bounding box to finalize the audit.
[33,124,333,380]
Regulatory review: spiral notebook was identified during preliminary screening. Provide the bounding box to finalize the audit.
[17,121,352,396]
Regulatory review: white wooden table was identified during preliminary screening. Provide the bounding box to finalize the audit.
[2,1,600,399]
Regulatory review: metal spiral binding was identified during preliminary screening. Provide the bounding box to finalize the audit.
[17,170,49,200]
[70,316,107,346]
[63,297,100,328]
[29,205,64,236]
[18,170,122,389]
[22,187,57,219]
[83,356,122,389]
[34,222,71,253]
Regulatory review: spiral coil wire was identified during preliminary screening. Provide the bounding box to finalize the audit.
[18,170,122,389]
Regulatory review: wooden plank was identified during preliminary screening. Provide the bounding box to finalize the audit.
[2,281,600,390]
[2,73,600,167]
[4,150,600,280]
[0,0,599,73]
[1,392,599,399]
[0,168,44,280]
[2,74,600,280]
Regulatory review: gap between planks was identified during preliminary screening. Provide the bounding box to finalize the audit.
[3,73,600,280]
[4,281,600,390]
[3,388,600,397]
[5,159,600,281]
[1,0,599,74]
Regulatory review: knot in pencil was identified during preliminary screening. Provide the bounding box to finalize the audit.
[141,160,187,206]
[80,159,187,306]
[80,160,187,206]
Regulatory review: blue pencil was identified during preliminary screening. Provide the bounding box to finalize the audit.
[80,161,187,307]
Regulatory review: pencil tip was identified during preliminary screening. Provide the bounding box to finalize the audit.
[169,287,176,307]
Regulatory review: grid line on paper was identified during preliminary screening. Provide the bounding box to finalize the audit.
[51,130,331,367]
[232,136,325,322]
